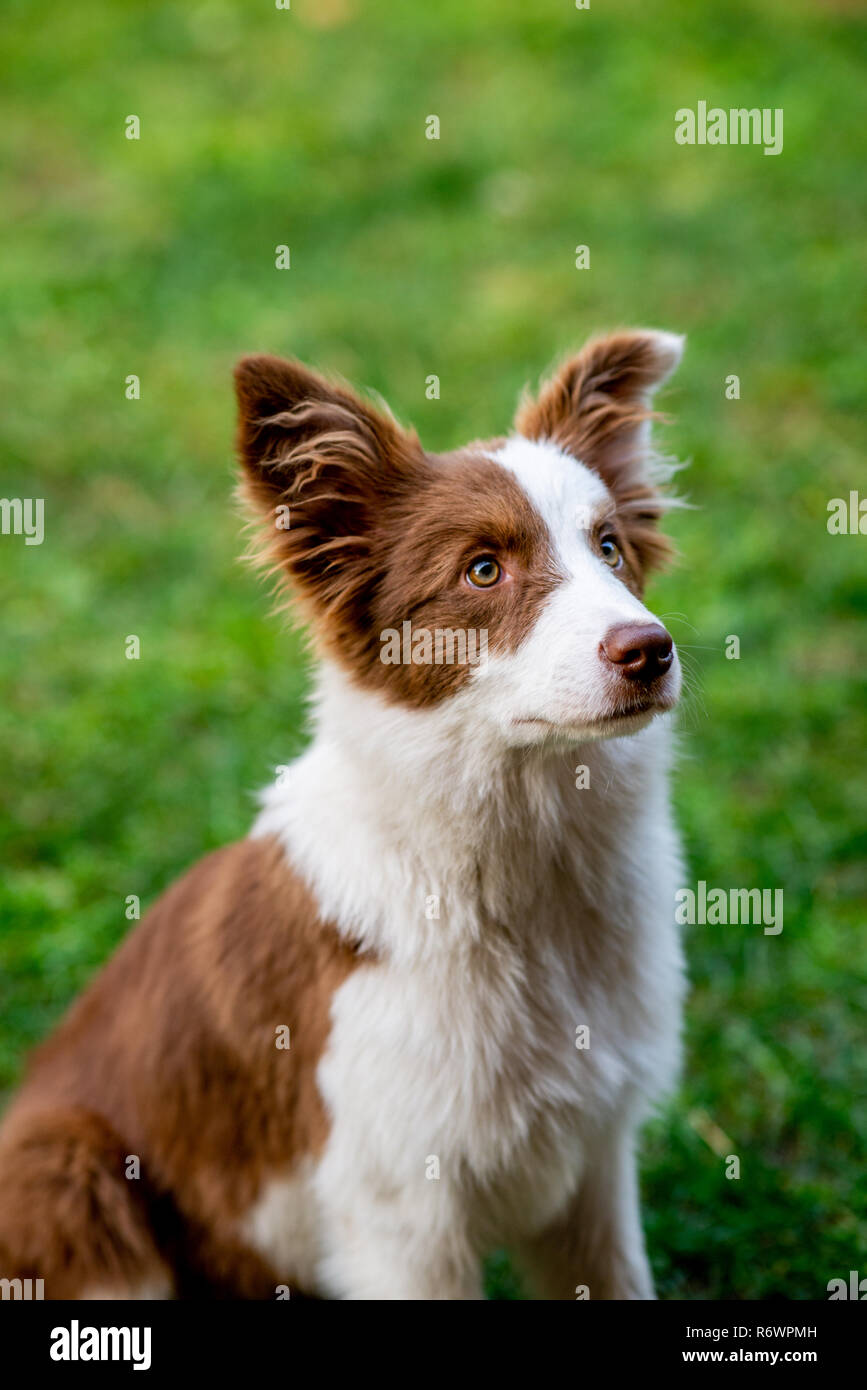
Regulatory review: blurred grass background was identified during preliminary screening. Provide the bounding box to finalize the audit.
[0,0,865,1299]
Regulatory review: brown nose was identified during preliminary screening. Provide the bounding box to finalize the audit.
[600,623,674,681]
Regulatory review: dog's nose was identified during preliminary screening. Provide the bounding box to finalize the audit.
[600,623,674,681]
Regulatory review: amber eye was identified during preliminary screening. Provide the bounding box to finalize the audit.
[599,536,623,569]
[466,556,501,588]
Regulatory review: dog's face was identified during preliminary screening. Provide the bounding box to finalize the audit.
[235,330,683,747]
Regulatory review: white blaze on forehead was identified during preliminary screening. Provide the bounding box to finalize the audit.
[492,435,612,573]
[481,434,668,738]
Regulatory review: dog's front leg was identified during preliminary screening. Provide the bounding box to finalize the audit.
[514,1123,655,1301]
[317,1189,484,1300]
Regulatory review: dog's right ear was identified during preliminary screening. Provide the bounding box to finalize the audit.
[234,354,421,643]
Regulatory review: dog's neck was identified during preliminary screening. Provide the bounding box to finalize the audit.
[255,659,675,961]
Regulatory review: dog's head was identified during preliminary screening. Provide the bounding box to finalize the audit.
[235,330,684,746]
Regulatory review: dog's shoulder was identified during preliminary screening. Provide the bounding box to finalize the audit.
[3,836,371,1235]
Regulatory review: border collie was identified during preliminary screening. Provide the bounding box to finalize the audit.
[0,329,687,1299]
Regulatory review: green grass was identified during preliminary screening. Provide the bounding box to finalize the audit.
[1,0,865,1299]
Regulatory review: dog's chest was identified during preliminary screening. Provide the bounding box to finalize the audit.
[239,821,683,1284]
[316,903,662,1239]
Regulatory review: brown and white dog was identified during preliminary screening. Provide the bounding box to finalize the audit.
[0,330,687,1300]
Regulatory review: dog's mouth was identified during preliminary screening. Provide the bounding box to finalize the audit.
[514,692,676,738]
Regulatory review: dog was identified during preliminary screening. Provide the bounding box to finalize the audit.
[0,329,687,1300]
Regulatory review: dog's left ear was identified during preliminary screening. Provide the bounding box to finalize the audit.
[515,330,684,573]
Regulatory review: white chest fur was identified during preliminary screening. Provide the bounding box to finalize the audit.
[248,665,685,1297]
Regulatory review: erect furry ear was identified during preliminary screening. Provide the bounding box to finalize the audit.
[234,354,421,645]
[515,330,685,574]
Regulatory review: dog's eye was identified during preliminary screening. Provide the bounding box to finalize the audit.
[466,556,501,588]
[599,536,623,569]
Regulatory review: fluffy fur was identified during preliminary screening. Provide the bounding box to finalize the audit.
[0,330,688,1299]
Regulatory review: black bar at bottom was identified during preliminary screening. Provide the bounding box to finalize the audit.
[0,1298,862,1375]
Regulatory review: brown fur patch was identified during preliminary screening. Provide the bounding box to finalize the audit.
[367,446,563,705]
[0,1109,171,1299]
[0,836,369,1298]
[235,354,424,670]
[515,331,680,582]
